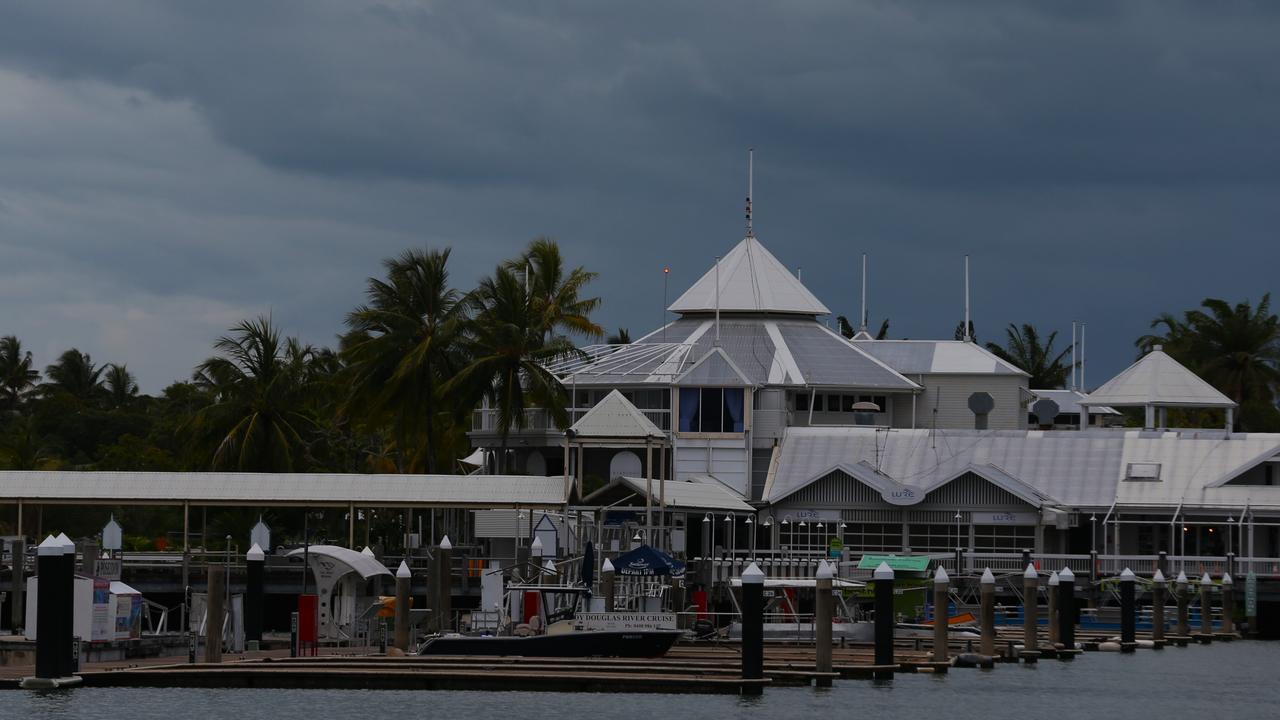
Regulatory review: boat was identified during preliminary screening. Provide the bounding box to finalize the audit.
[419,582,686,657]
[419,629,685,657]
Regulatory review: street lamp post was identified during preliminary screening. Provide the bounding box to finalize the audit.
[703,513,712,559]
[763,517,774,554]
[746,516,755,559]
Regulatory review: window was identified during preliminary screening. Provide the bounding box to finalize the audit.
[843,523,903,553]
[795,393,810,412]
[841,395,857,412]
[678,387,745,433]
[908,523,964,552]
[1124,463,1162,482]
[972,525,1036,552]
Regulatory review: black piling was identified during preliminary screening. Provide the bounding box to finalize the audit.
[245,544,265,645]
[1119,567,1136,651]
[873,561,895,671]
[34,536,64,680]
[740,562,764,695]
[1057,566,1076,654]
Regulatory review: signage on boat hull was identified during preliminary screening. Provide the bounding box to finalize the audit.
[574,612,677,632]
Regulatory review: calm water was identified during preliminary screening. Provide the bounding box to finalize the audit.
[10,642,1280,719]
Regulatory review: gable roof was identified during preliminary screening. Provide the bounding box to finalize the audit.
[569,389,665,438]
[668,236,830,316]
[674,347,752,386]
[1081,347,1235,408]
[853,339,1029,377]
[583,475,756,512]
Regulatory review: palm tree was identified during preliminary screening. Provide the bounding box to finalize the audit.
[0,336,40,414]
[43,348,105,402]
[837,316,890,339]
[186,316,313,471]
[0,416,54,469]
[344,248,468,473]
[104,364,139,408]
[986,324,1074,389]
[606,328,631,344]
[1138,294,1280,431]
[450,265,579,472]
[512,237,604,342]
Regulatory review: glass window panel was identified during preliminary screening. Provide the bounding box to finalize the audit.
[842,395,856,412]
[723,388,745,432]
[795,393,810,412]
[678,388,700,432]
[701,388,723,432]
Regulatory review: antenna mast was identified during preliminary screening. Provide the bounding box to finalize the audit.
[1080,322,1086,391]
[1071,321,1078,391]
[963,255,972,342]
[860,253,868,333]
[745,148,754,237]
[714,256,721,346]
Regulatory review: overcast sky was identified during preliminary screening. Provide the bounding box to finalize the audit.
[2,2,1278,393]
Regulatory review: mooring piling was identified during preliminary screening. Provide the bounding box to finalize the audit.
[815,560,834,687]
[1022,564,1040,662]
[739,562,764,695]
[1152,569,1166,647]
[979,567,995,657]
[1119,567,1136,652]
[933,565,949,664]
[394,560,411,652]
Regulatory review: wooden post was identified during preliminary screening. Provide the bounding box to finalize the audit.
[205,564,224,664]
[245,544,265,646]
[740,562,764,695]
[874,562,896,671]
[1119,567,1136,651]
[1199,572,1213,640]
[1022,564,1040,662]
[1058,566,1076,654]
[1221,572,1235,636]
[1176,571,1190,636]
[815,560,833,686]
[437,536,453,634]
[1151,569,1166,647]
[602,558,616,612]
[1047,571,1060,646]
[9,538,24,635]
[932,565,949,663]
[980,567,996,657]
[394,561,411,652]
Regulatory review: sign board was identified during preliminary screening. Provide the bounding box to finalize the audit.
[856,554,932,572]
[790,509,843,522]
[95,559,122,581]
[881,486,926,506]
[978,512,1038,526]
[1246,572,1258,617]
[251,519,271,553]
[573,612,676,632]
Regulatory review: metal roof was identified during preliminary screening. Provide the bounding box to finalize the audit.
[853,339,1028,376]
[674,348,752,386]
[1029,389,1120,416]
[551,317,920,391]
[667,235,830,316]
[766,427,1127,508]
[1081,347,1235,408]
[1112,431,1280,510]
[583,476,756,512]
[0,471,570,507]
[286,544,393,579]
[569,389,665,438]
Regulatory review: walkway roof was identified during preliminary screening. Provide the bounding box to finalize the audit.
[1080,347,1235,409]
[583,476,756,512]
[569,389,664,439]
[0,471,570,508]
[668,235,830,316]
[853,339,1028,377]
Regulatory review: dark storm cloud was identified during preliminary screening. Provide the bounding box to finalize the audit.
[2,1,1279,390]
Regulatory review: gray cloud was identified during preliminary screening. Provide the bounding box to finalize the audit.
[1,2,1278,391]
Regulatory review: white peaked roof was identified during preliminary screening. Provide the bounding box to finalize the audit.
[1081,347,1235,408]
[287,544,393,580]
[570,389,665,438]
[668,236,830,316]
[674,348,751,386]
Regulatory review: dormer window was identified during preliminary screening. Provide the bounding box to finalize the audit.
[1124,462,1162,481]
[678,387,745,433]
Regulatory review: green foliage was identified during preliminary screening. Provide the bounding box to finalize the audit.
[985,323,1074,389]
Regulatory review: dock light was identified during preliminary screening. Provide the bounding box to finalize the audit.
[816,522,825,530]
[763,517,773,528]
[798,520,807,527]
[703,513,712,523]
[838,522,847,531]
[782,517,790,526]
[745,516,754,525]
[724,515,732,523]
[1208,528,1215,534]
[1183,527,1189,532]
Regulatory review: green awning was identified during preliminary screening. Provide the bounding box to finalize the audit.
[856,554,932,572]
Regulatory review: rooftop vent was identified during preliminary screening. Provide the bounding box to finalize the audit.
[1124,462,1162,482]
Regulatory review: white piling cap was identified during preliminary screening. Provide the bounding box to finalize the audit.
[1200,572,1212,585]
[37,535,62,556]
[396,560,411,579]
[1153,569,1166,584]
[1119,567,1136,581]
[439,535,453,551]
[361,546,376,557]
[742,562,765,584]
[544,559,557,574]
[873,561,895,581]
[602,557,615,574]
[56,532,74,552]
[980,567,995,584]
[1048,571,1060,586]
[1176,570,1188,584]
[934,566,949,584]
[1024,563,1038,580]
[816,560,834,580]
[1059,566,1075,582]
[246,543,265,562]
[1222,572,1233,585]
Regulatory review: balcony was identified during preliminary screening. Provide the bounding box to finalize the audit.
[470,407,672,434]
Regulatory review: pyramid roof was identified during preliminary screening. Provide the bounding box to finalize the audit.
[570,389,665,439]
[1081,347,1235,408]
[668,236,830,316]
